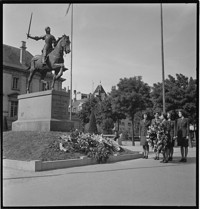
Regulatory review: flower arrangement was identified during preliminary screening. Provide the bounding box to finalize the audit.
[58,133,124,163]
[147,122,169,154]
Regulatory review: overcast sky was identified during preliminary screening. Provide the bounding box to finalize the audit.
[3,3,197,94]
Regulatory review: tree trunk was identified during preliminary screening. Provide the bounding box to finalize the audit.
[131,116,135,146]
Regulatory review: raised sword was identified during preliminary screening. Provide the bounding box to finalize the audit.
[27,12,33,39]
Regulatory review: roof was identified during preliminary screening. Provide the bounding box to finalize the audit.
[72,99,87,108]
[3,44,33,69]
[93,84,107,95]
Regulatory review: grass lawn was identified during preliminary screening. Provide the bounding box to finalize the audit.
[3,131,136,161]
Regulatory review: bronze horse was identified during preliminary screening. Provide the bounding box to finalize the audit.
[26,34,71,93]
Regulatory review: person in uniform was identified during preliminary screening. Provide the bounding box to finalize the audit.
[167,111,176,161]
[176,110,189,162]
[27,26,56,65]
[139,113,151,159]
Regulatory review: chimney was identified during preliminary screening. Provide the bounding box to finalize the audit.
[73,90,77,102]
[20,41,27,65]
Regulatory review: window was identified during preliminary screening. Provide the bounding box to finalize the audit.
[10,101,18,117]
[128,122,131,126]
[12,77,19,90]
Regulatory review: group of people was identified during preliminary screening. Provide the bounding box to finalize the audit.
[139,110,189,163]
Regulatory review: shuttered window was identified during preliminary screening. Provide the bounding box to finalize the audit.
[12,77,19,90]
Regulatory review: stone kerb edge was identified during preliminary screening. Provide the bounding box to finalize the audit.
[4,153,142,172]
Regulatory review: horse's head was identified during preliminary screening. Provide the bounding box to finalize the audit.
[59,34,71,54]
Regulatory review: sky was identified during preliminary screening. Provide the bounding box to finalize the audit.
[3,3,197,94]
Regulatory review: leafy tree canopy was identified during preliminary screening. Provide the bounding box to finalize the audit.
[151,73,197,124]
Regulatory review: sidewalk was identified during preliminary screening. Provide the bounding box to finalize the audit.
[122,140,143,152]
[3,140,196,180]
[3,143,196,206]
[122,140,195,153]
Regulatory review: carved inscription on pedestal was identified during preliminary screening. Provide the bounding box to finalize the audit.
[52,95,68,119]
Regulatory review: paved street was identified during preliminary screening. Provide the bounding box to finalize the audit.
[3,143,196,206]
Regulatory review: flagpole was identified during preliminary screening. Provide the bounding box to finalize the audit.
[70,4,73,121]
[160,3,166,114]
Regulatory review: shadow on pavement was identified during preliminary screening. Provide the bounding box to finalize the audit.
[147,156,196,164]
[166,156,196,165]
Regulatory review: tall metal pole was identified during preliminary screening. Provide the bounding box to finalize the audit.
[70,4,73,120]
[160,3,166,113]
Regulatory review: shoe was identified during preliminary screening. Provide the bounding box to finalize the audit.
[168,157,173,161]
[145,156,148,159]
[163,160,168,163]
[143,156,146,159]
[157,157,159,160]
[179,158,184,162]
[160,160,164,163]
[154,156,157,160]
[183,158,187,162]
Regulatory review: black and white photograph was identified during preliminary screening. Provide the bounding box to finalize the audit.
[2,1,198,207]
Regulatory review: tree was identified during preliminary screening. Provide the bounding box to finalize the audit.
[78,96,99,131]
[95,94,126,133]
[114,76,152,145]
[88,110,98,134]
[151,73,197,124]
[101,118,114,134]
[110,88,127,131]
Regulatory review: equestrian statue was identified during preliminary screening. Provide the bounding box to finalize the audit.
[26,14,70,93]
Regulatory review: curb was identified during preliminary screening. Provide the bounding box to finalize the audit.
[3,152,143,172]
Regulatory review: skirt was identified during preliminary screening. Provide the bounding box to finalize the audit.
[177,137,189,147]
[140,136,148,146]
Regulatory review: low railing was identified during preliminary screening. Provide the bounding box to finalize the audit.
[102,134,115,138]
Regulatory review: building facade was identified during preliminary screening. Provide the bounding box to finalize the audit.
[3,41,65,130]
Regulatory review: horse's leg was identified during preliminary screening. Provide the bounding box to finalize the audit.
[41,79,49,91]
[55,66,64,80]
[51,71,57,90]
[40,71,49,91]
[27,66,36,93]
[51,67,64,90]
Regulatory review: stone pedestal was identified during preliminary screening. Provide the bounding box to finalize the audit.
[12,90,74,132]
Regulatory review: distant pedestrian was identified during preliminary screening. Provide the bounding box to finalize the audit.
[167,111,176,161]
[118,132,123,146]
[151,112,162,160]
[113,130,119,141]
[176,110,189,162]
[139,113,151,159]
